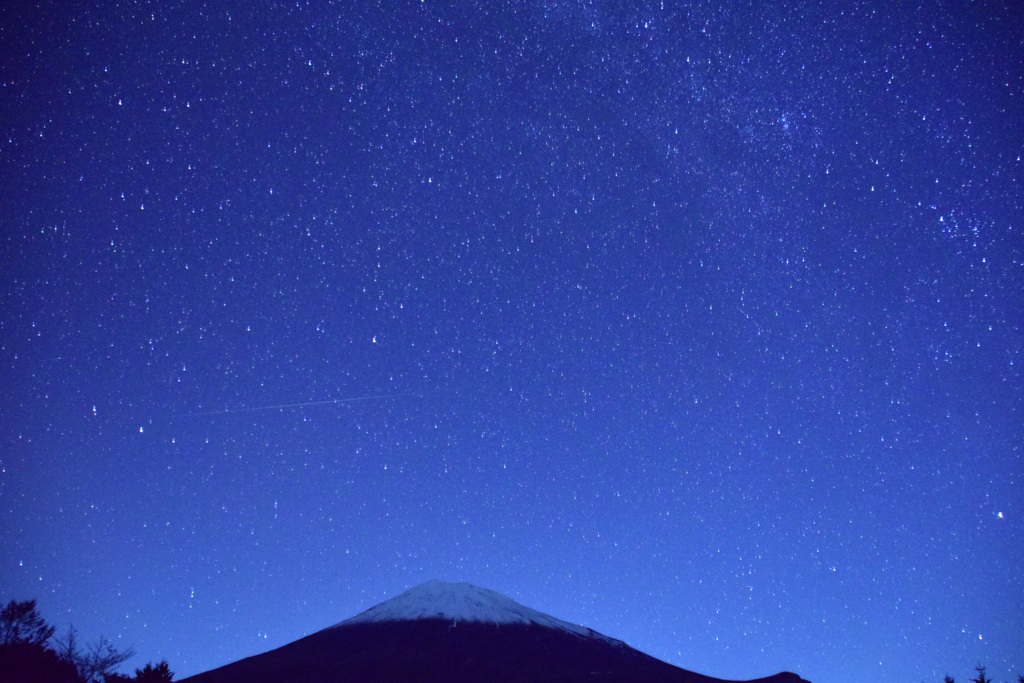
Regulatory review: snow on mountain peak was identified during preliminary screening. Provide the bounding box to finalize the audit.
[336,580,619,644]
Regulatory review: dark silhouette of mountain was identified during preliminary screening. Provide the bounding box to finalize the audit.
[180,581,810,683]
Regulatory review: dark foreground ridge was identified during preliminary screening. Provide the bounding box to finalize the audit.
[180,581,810,683]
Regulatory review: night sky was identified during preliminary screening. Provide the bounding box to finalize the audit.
[2,2,1021,682]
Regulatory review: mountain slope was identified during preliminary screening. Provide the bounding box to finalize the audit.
[180,581,810,683]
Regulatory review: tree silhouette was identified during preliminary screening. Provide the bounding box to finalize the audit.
[971,665,991,683]
[0,600,77,682]
[55,626,134,683]
[135,660,174,682]
[0,600,56,646]
[0,600,160,683]
[943,666,1024,683]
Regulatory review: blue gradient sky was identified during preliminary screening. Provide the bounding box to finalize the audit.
[2,2,1021,682]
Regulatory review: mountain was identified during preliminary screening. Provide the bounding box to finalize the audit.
[180,580,810,683]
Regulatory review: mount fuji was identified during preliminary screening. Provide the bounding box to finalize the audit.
[180,580,811,683]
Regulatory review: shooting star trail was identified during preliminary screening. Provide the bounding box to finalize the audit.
[172,391,427,419]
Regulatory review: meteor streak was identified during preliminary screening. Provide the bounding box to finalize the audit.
[172,391,425,418]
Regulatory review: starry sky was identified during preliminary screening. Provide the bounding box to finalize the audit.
[1,1,1021,682]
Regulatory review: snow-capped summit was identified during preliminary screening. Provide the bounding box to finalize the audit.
[337,580,617,643]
